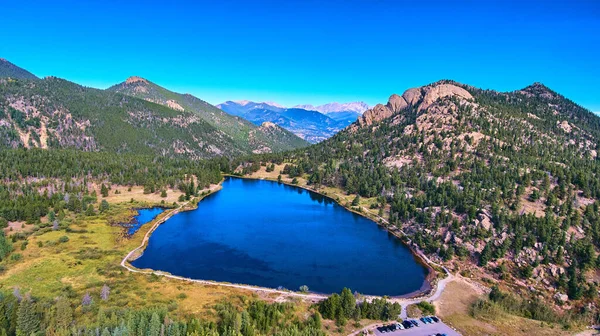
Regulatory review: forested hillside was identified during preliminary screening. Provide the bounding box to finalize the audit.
[0,59,38,80]
[0,76,306,158]
[108,77,308,153]
[252,80,600,322]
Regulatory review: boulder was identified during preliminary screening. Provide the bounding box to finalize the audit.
[402,88,422,105]
[475,213,493,231]
[554,293,568,302]
[357,104,393,126]
[387,94,408,113]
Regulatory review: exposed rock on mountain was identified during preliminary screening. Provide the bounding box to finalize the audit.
[357,104,393,127]
[418,83,473,111]
[387,94,408,113]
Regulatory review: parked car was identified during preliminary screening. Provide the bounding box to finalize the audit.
[431,316,440,323]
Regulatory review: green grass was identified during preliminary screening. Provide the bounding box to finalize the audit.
[0,201,252,318]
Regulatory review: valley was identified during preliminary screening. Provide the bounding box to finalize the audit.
[1,45,600,336]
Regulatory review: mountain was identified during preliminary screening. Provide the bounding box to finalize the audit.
[217,101,358,143]
[106,76,308,154]
[0,75,307,158]
[0,58,38,80]
[266,80,600,310]
[294,101,369,124]
[294,101,369,114]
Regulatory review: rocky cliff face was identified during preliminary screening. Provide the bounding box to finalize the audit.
[356,83,474,128]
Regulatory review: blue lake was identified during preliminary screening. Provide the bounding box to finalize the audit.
[126,207,165,235]
[132,177,427,296]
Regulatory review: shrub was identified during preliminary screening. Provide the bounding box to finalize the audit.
[10,253,22,261]
[416,301,436,315]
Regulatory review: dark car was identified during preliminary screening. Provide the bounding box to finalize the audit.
[402,321,412,329]
[431,316,440,323]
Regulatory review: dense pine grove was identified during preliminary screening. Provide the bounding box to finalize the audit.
[0,291,324,336]
[0,149,224,224]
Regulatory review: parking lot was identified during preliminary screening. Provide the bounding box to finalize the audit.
[372,318,461,336]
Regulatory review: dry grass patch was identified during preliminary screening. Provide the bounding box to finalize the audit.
[93,184,185,204]
[434,278,574,336]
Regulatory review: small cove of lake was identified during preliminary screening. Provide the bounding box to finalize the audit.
[125,207,165,235]
[132,177,427,296]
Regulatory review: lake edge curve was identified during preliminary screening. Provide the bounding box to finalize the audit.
[123,176,440,300]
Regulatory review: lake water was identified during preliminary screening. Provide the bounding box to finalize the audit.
[126,207,165,235]
[132,177,427,296]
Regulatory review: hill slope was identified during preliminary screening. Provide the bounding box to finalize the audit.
[0,58,38,80]
[0,77,305,158]
[265,80,600,311]
[108,77,308,152]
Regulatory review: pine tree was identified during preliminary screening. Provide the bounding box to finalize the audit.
[100,200,110,213]
[85,204,95,216]
[101,184,109,197]
[149,313,161,336]
[340,288,355,318]
[16,295,39,336]
[479,243,492,266]
[54,296,73,330]
[137,315,147,336]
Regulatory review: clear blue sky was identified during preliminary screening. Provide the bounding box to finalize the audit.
[1,0,599,111]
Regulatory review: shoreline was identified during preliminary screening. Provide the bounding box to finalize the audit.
[222,174,447,300]
[120,174,450,303]
[120,206,170,236]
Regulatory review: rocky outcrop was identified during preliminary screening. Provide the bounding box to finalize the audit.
[418,84,473,111]
[352,83,473,130]
[357,104,393,126]
[125,76,149,85]
[402,88,422,105]
[387,94,408,113]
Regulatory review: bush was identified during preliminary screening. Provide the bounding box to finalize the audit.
[416,301,436,315]
[10,253,22,261]
[59,236,69,243]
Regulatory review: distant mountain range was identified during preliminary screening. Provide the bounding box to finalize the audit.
[0,59,308,158]
[217,100,369,143]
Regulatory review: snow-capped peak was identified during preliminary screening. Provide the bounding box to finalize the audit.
[293,102,370,114]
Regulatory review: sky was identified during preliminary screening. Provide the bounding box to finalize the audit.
[1,0,599,112]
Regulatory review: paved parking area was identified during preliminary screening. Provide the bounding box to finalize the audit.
[373,321,461,336]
